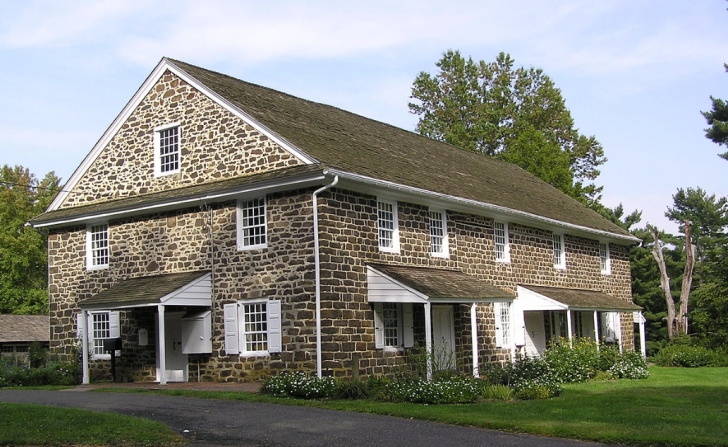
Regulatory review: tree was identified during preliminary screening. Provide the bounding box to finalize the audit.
[410,50,607,206]
[0,165,61,314]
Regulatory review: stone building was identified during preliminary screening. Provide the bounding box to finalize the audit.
[30,58,643,384]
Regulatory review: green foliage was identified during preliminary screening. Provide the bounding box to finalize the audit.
[651,338,728,367]
[27,342,48,368]
[479,383,514,401]
[702,63,728,160]
[0,360,80,387]
[380,377,481,404]
[543,338,600,383]
[260,371,336,399]
[0,165,61,314]
[409,50,606,206]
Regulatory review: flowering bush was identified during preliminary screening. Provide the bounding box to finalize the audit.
[652,343,728,367]
[0,361,80,387]
[609,352,650,379]
[543,338,599,383]
[261,371,336,399]
[380,377,480,404]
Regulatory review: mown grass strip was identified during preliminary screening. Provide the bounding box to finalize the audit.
[0,402,184,446]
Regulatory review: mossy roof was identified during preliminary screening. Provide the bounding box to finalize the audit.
[521,285,641,311]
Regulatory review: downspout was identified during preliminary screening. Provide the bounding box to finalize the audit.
[313,175,339,379]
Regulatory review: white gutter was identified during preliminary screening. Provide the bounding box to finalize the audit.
[326,168,640,244]
[312,175,339,378]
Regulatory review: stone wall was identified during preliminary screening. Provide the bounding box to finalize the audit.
[61,70,303,209]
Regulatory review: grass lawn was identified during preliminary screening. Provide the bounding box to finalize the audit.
[99,367,728,447]
[0,402,184,446]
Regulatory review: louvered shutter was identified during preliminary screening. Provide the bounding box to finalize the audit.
[373,303,384,349]
[403,303,414,348]
[109,312,120,338]
[223,303,239,355]
[267,300,282,353]
[494,302,504,348]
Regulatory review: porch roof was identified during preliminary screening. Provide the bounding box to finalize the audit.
[0,315,49,343]
[518,285,642,311]
[78,270,212,310]
[367,264,514,304]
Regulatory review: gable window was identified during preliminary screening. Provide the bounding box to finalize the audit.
[429,209,449,257]
[154,123,180,176]
[494,302,511,348]
[553,233,566,269]
[377,198,399,252]
[86,223,109,270]
[494,221,510,262]
[223,299,282,356]
[237,197,267,250]
[599,242,611,274]
[77,311,120,359]
[373,302,413,349]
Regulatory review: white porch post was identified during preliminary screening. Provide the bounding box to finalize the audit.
[566,310,573,347]
[639,313,647,358]
[158,304,167,385]
[617,312,623,353]
[424,302,432,381]
[593,311,600,350]
[81,309,89,385]
[470,303,479,378]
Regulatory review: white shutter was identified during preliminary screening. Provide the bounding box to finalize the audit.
[512,302,526,347]
[373,303,384,349]
[223,303,239,355]
[494,302,504,348]
[267,300,282,353]
[76,312,85,340]
[403,303,414,348]
[109,311,120,338]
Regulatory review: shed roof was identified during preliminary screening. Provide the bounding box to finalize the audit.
[0,315,49,343]
[520,285,641,311]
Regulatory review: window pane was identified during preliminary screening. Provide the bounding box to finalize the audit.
[430,211,445,253]
[240,198,267,248]
[92,313,110,356]
[159,127,179,173]
[383,303,399,347]
[378,201,395,249]
[243,302,268,352]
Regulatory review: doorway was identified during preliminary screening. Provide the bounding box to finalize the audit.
[432,305,456,371]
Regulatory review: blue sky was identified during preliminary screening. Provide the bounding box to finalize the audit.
[1,0,726,233]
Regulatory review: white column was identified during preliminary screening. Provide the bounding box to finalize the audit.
[639,313,647,358]
[593,311,600,350]
[617,312,623,353]
[424,302,432,381]
[566,310,573,347]
[82,309,89,385]
[158,304,167,385]
[470,303,479,378]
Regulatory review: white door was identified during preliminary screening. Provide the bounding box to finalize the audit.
[524,311,546,357]
[432,305,456,370]
[158,312,188,382]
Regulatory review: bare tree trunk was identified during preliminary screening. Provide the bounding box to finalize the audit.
[677,221,695,335]
[652,227,676,339]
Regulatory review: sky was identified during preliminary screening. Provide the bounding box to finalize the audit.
[1,0,727,234]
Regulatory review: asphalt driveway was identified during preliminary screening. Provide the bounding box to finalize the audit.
[0,389,620,447]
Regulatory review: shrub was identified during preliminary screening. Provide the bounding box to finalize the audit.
[543,338,599,383]
[380,377,480,404]
[479,383,513,401]
[0,361,80,387]
[609,352,650,379]
[261,372,336,399]
[652,343,728,367]
[508,355,562,399]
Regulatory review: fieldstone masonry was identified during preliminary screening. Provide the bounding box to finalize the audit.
[46,69,636,382]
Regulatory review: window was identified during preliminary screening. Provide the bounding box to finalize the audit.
[223,300,281,356]
[494,221,510,262]
[373,302,413,349]
[599,242,611,274]
[553,233,566,269]
[154,123,180,176]
[495,302,511,348]
[77,311,120,359]
[86,223,109,270]
[429,209,449,257]
[377,199,399,252]
[237,197,267,250]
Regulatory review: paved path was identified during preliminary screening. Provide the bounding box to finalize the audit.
[0,389,619,447]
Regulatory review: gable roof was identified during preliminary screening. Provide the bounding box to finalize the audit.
[42,57,635,242]
[0,315,49,343]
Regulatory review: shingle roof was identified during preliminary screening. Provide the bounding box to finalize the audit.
[169,59,633,238]
[521,285,641,311]
[370,263,514,300]
[79,270,210,308]
[0,315,49,343]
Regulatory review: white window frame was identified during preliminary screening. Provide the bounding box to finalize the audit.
[553,233,566,269]
[377,198,399,253]
[494,221,510,262]
[429,208,449,258]
[599,242,611,275]
[223,299,281,357]
[494,302,512,348]
[154,123,181,177]
[373,302,413,350]
[237,197,267,250]
[86,223,109,270]
[77,311,120,360]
